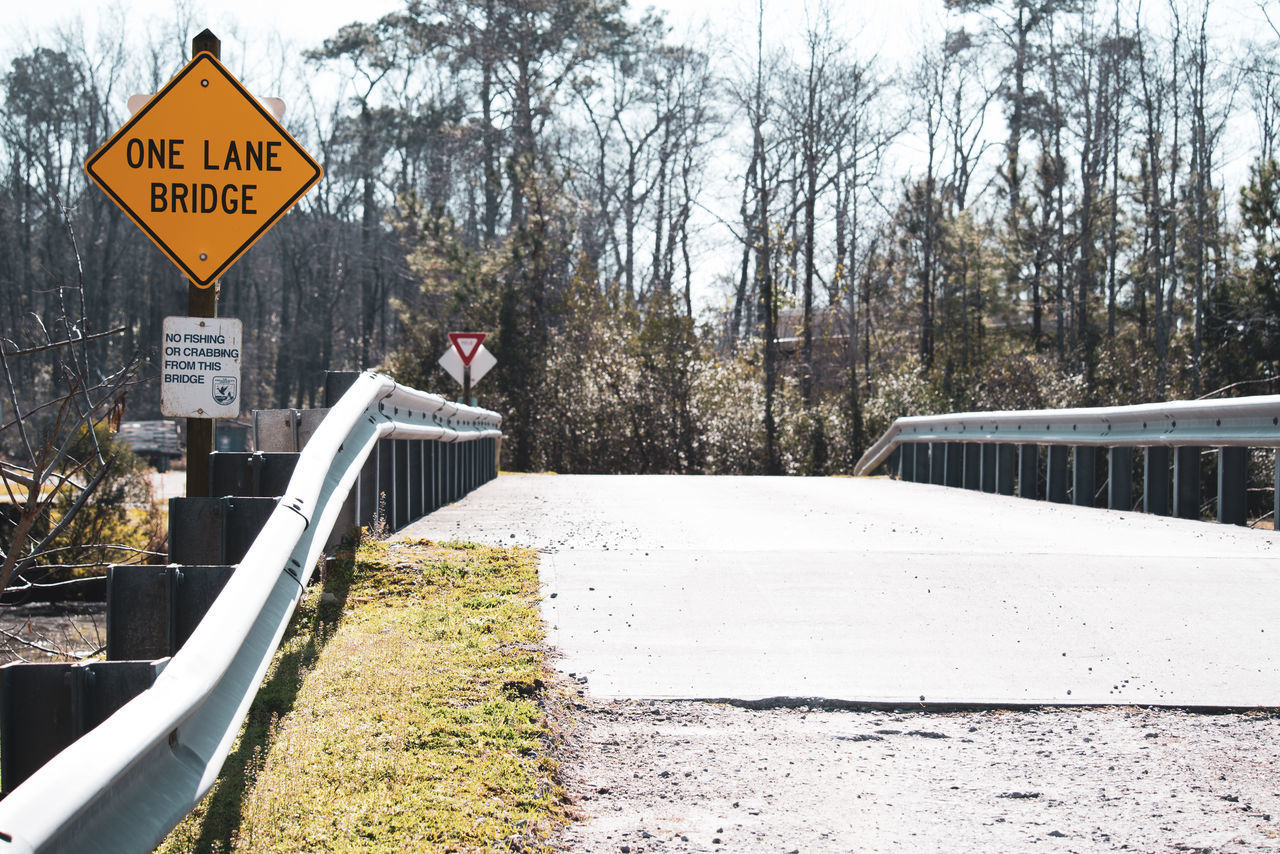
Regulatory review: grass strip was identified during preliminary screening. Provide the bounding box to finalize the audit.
[159,538,564,853]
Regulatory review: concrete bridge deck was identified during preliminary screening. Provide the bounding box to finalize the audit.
[402,474,1280,707]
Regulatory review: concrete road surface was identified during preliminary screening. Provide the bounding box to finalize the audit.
[400,474,1280,707]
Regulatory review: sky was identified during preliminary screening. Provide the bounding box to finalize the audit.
[9,0,943,67]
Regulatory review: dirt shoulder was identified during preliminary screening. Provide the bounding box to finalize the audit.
[551,699,1280,853]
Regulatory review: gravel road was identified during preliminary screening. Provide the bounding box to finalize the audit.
[552,698,1280,853]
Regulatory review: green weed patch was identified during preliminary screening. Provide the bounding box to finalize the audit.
[160,539,564,853]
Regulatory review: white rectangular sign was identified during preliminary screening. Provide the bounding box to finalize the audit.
[161,316,243,418]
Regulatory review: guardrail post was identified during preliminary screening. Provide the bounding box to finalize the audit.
[107,565,236,659]
[962,444,979,490]
[926,442,943,485]
[1217,447,1247,525]
[324,370,364,536]
[1072,447,1096,507]
[466,440,475,492]
[914,443,929,483]
[169,497,278,565]
[898,443,916,481]
[425,439,436,512]
[1,664,77,796]
[1047,446,1069,503]
[1108,447,1134,511]
[981,444,997,493]
[447,440,455,502]
[996,444,1016,495]
[453,441,460,500]
[376,438,393,529]
[1275,450,1280,533]
[410,440,425,520]
[442,442,452,504]
[396,438,411,529]
[1145,446,1170,515]
[210,451,298,498]
[1,660,166,796]
[1173,446,1202,519]
[104,565,174,660]
[323,370,362,407]
[1018,444,1039,499]
[944,443,964,487]
[431,441,441,507]
[460,440,468,495]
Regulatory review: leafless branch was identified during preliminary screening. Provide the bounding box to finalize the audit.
[1,326,128,358]
[6,575,109,593]
[0,626,101,661]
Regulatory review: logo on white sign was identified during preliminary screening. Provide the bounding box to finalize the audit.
[212,376,238,406]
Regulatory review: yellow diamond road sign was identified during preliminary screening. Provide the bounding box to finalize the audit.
[85,52,322,287]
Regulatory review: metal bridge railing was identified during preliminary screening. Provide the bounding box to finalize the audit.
[0,371,501,854]
[853,394,1280,526]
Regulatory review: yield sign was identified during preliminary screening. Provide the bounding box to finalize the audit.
[448,332,487,366]
[84,52,322,287]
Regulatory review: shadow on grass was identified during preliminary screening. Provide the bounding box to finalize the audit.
[174,550,359,853]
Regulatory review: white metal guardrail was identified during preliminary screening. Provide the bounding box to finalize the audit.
[855,395,1280,476]
[854,394,1280,525]
[0,371,501,853]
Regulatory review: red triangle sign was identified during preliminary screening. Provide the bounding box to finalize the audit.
[449,332,487,366]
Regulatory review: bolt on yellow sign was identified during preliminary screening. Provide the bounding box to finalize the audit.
[85,52,322,287]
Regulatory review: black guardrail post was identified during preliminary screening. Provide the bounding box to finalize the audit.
[376,438,393,530]
[104,565,174,659]
[410,440,425,520]
[1173,446,1202,519]
[210,452,299,497]
[324,371,364,538]
[1145,447,1170,515]
[1073,447,1096,507]
[0,659,166,796]
[394,439,409,530]
[1217,447,1247,525]
[962,444,979,490]
[106,565,236,660]
[898,443,915,481]
[1274,451,1280,532]
[1108,447,1134,511]
[943,443,962,487]
[1047,446,1070,504]
[169,497,278,565]
[1017,445,1038,498]
[928,443,945,486]
[980,445,997,493]
[996,444,1016,495]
